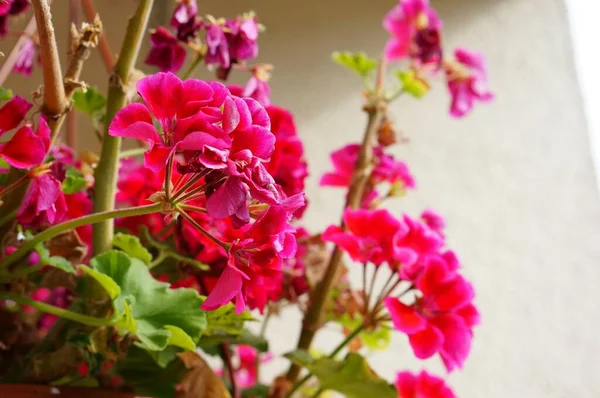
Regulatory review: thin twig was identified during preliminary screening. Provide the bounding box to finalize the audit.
[220,343,240,398]
[66,0,81,148]
[81,0,114,71]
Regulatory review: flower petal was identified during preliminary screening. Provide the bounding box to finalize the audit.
[109,103,160,142]
[136,72,183,121]
[385,297,426,334]
[408,324,444,359]
[0,125,46,168]
[201,266,243,311]
[0,96,32,135]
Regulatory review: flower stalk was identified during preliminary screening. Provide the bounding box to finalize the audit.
[286,58,387,382]
[92,0,154,255]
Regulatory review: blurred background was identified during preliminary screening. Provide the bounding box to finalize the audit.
[3,0,600,396]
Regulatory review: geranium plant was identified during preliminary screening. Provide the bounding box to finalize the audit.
[0,0,492,397]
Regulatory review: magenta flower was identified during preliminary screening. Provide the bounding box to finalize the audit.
[0,97,50,169]
[395,371,456,398]
[215,345,273,388]
[383,0,442,64]
[392,214,444,274]
[109,72,229,171]
[420,208,445,237]
[323,208,406,265]
[445,48,494,118]
[170,0,200,41]
[0,0,30,37]
[204,21,230,68]
[13,39,40,77]
[145,27,187,73]
[385,254,479,371]
[243,76,271,107]
[202,195,304,313]
[17,173,67,226]
[225,15,259,62]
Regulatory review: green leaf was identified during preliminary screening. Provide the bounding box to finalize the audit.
[72,86,106,117]
[285,351,396,398]
[395,69,429,98]
[337,314,391,351]
[148,346,182,368]
[80,265,120,299]
[113,232,152,265]
[116,345,188,398]
[27,232,75,274]
[242,384,269,398]
[332,51,377,78]
[61,166,88,194]
[198,329,268,355]
[203,302,254,336]
[90,250,207,351]
[0,88,13,102]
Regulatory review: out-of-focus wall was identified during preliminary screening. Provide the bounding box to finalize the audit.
[4,0,600,396]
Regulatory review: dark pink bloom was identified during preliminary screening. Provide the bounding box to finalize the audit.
[385,254,478,371]
[202,195,304,313]
[323,208,406,265]
[373,146,415,189]
[383,0,442,65]
[216,345,273,388]
[264,106,308,215]
[395,371,456,398]
[145,27,187,73]
[0,0,30,37]
[421,208,445,237]
[446,48,494,118]
[0,97,50,169]
[225,14,259,62]
[13,39,40,76]
[392,214,444,274]
[243,76,271,107]
[109,72,229,172]
[170,0,200,41]
[204,21,230,68]
[17,173,67,226]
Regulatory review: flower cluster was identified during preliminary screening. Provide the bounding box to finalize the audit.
[111,72,309,313]
[383,0,493,117]
[145,0,261,77]
[321,143,415,208]
[323,207,479,374]
[395,371,455,398]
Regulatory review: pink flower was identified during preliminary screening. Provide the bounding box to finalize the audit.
[204,21,230,68]
[0,97,50,169]
[109,72,229,172]
[243,76,271,107]
[323,208,406,265]
[395,371,456,398]
[445,48,494,118]
[392,214,444,274]
[420,209,445,237]
[373,147,415,190]
[145,27,187,73]
[202,195,304,313]
[13,39,40,76]
[170,0,200,41]
[225,15,260,62]
[216,345,273,388]
[264,106,308,215]
[17,173,67,226]
[383,0,442,65]
[385,254,479,371]
[0,0,30,37]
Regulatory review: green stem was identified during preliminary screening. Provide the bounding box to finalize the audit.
[118,147,147,159]
[309,388,325,398]
[178,208,229,251]
[92,0,154,256]
[1,292,112,327]
[0,203,162,271]
[286,324,365,397]
[182,52,204,79]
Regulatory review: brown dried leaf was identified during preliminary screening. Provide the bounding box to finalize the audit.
[47,229,87,264]
[377,117,397,147]
[176,351,231,398]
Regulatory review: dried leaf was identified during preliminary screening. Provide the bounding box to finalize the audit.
[268,376,292,398]
[47,229,87,264]
[176,351,231,398]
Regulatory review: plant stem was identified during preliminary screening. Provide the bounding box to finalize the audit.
[0,13,38,85]
[178,208,229,251]
[220,343,240,398]
[81,0,114,71]
[286,324,365,397]
[182,52,204,79]
[0,203,161,271]
[66,0,81,149]
[118,147,147,159]
[92,0,154,255]
[1,293,112,327]
[286,99,386,382]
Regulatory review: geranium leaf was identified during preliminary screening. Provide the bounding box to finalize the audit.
[337,314,391,351]
[198,329,268,355]
[80,265,120,299]
[27,231,75,274]
[113,232,152,265]
[284,351,396,398]
[72,86,106,117]
[202,301,254,336]
[332,51,377,78]
[61,166,88,194]
[395,69,429,99]
[89,250,206,351]
[0,88,13,102]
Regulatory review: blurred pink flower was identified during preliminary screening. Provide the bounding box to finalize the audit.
[395,370,455,398]
[145,27,187,73]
